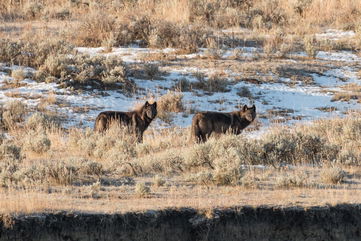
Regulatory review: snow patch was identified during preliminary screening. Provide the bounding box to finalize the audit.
[316,29,356,41]
[1,44,361,135]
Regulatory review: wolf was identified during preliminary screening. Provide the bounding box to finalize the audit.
[191,105,256,143]
[94,101,157,143]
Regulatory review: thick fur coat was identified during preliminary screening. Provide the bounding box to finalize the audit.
[94,101,157,143]
[191,105,256,142]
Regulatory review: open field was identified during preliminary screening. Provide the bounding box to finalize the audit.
[1,1,361,240]
[1,167,361,214]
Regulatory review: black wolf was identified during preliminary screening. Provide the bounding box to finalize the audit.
[94,101,157,143]
[191,105,256,143]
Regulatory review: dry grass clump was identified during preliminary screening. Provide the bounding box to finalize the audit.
[115,15,153,47]
[11,161,78,187]
[130,62,166,80]
[36,53,132,90]
[187,165,246,186]
[203,37,224,59]
[1,132,79,187]
[135,182,151,198]
[135,151,185,175]
[276,170,309,188]
[179,116,361,170]
[331,92,361,102]
[303,35,318,58]
[1,1,44,20]
[185,135,250,185]
[237,86,253,99]
[1,124,80,187]
[187,0,287,29]
[331,84,361,103]
[193,72,230,93]
[68,126,138,172]
[79,160,103,176]
[13,160,80,186]
[43,161,79,185]
[157,91,184,113]
[10,69,25,82]
[212,167,246,186]
[71,11,117,47]
[153,175,166,187]
[185,142,213,170]
[317,38,358,52]
[1,108,55,156]
[0,39,73,68]
[148,21,211,52]
[172,78,192,92]
[0,39,133,92]
[239,170,260,188]
[25,112,57,130]
[185,126,341,168]
[299,116,361,164]
[143,63,162,80]
[263,30,304,57]
[0,141,21,162]
[22,129,51,154]
[263,30,287,56]
[183,128,338,174]
[259,129,337,166]
[320,167,346,184]
[72,12,211,51]
[1,102,58,133]
[0,101,27,131]
[157,91,184,123]
[0,140,23,188]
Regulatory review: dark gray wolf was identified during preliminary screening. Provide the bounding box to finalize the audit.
[94,101,157,143]
[191,105,256,143]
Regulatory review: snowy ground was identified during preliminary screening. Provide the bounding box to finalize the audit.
[1,29,360,134]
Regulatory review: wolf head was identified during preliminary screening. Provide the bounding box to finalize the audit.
[241,105,256,122]
[143,101,157,119]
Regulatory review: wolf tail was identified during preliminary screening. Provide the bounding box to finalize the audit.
[190,114,202,143]
[94,113,107,132]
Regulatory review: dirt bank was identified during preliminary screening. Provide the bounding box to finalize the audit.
[1,204,361,241]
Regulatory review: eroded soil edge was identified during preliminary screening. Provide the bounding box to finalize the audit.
[1,204,361,241]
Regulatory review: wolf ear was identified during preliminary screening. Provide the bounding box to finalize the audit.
[242,105,247,111]
[145,101,149,107]
[153,101,157,108]
[251,105,256,110]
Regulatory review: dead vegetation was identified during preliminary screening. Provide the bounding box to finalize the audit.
[0,0,361,214]
[1,0,361,54]
[0,39,137,93]
[1,100,361,189]
[332,83,361,103]
[2,0,360,32]
[156,91,184,123]
[0,98,361,212]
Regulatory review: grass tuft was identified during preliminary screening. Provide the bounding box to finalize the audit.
[320,167,346,184]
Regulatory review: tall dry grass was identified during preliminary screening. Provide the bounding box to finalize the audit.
[3,0,360,28]
[1,0,360,48]
[2,98,361,190]
[2,101,361,215]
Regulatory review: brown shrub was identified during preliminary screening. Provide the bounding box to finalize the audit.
[0,39,73,68]
[1,101,27,131]
[36,54,132,91]
[320,167,346,184]
[193,72,229,92]
[71,12,117,47]
[157,91,184,123]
